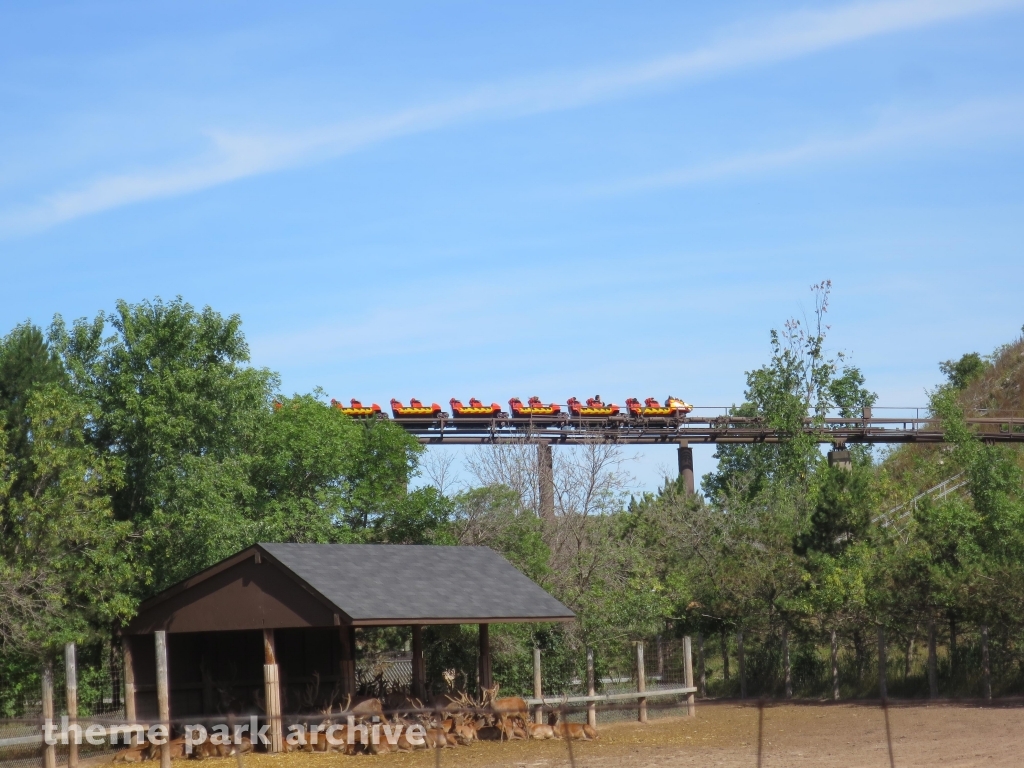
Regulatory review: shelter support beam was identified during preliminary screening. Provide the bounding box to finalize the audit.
[478,624,492,691]
[339,626,357,697]
[677,444,694,495]
[411,626,425,700]
[263,629,283,754]
[154,631,171,768]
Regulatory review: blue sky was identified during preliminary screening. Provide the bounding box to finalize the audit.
[2,0,1023,492]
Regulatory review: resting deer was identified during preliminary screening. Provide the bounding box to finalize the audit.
[548,711,597,740]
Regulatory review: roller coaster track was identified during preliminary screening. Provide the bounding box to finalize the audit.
[388,409,1024,445]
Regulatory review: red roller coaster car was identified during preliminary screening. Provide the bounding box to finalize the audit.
[509,396,561,417]
[567,395,620,417]
[390,398,443,418]
[331,399,383,417]
[450,397,502,417]
[625,396,693,417]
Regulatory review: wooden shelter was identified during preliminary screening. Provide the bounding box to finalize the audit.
[121,543,574,751]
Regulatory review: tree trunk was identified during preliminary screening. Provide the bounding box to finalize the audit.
[927,620,938,700]
[877,625,887,701]
[782,626,792,699]
[737,630,746,700]
[948,615,957,682]
[853,628,866,682]
[980,625,992,702]
[697,633,706,698]
[905,632,915,682]
[830,629,840,701]
[721,631,730,682]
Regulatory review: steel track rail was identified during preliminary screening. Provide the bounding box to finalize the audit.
[381,415,1024,445]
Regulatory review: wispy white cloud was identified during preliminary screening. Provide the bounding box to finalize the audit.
[581,98,1024,195]
[1,0,1020,236]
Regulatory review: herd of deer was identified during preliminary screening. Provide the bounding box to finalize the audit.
[112,683,597,762]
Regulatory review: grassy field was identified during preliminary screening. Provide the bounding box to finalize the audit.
[112,701,1023,768]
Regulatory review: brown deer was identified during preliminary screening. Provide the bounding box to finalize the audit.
[527,722,555,739]
[481,684,529,728]
[547,711,597,740]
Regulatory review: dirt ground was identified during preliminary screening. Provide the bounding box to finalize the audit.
[123,702,1024,768]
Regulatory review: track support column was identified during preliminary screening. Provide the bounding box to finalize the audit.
[677,443,694,495]
[538,443,555,520]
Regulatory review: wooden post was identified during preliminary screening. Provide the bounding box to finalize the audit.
[656,635,664,678]
[339,626,356,697]
[636,642,647,724]
[585,648,596,728]
[537,444,555,521]
[532,646,543,724]
[980,625,992,702]
[411,625,425,701]
[41,659,56,768]
[782,626,792,699]
[877,625,888,700]
[683,636,695,717]
[697,633,706,698]
[154,631,171,768]
[478,624,492,692]
[122,637,138,745]
[677,444,695,496]
[927,621,938,700]
[65,643,78,768]
[737,630,746,700]
[263,629,282,754]
[123,638,136,722]
[830,629,840,701]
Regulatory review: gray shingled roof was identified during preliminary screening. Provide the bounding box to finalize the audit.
[258,543,574,623]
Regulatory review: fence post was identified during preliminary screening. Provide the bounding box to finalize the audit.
[586,647,596,728]
[263,629,283,754]
[877,625,888,700]
[65,643,78,768]
[683,636,695,717]
[697,634,706,698]
[122,637,137,740]
[980,625,992,702]
[533,646,543,724]
[636,642,647,724]
[41,659,56,768]
[154,631,171,768]
[782,626,792,699]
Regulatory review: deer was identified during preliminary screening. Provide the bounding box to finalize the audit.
[481,684,529,728]
[527,722,555,740]
[547,711,598,740]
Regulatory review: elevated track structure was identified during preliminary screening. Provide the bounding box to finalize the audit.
[332,398,1024,498]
